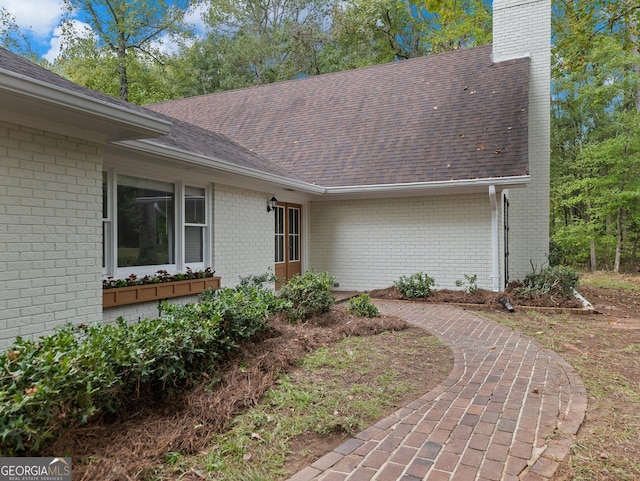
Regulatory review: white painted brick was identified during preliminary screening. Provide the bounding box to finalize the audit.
[0,121,103,348]
[212,184,273,286]
[309,194,497,291]
[493,0,551,281]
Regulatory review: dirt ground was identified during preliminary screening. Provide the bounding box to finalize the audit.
[47,281,639,480]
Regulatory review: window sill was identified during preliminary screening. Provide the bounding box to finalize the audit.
[103,277,221,308]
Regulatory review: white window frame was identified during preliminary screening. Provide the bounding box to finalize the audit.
[102,170,211,279]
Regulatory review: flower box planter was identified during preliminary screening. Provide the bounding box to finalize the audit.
[103,277,221,308]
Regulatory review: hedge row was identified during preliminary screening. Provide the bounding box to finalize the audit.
[0,271,334,455]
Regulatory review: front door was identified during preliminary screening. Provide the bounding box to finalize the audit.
[274,203,302,285]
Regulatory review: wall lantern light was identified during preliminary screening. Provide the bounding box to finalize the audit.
[267,196,278,212]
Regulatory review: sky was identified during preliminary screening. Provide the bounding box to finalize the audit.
[1,0,208,61]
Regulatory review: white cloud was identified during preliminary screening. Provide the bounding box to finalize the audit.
[3,0,65,38]
[184,2,208,35]
[42,19,94,62]
[151,3,209,57]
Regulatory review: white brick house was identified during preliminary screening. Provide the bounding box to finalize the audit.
[0,0,550,347]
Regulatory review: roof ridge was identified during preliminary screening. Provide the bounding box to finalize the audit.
[147,44,495,107]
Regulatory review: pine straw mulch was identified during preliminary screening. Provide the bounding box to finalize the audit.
[46,310,409,481]
[368,283,583,309]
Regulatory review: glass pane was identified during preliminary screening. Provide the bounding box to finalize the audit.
[288,207,300,262]
[102,222,109,269]
[275,206,284,234]
[275,206,284,263]
[185,226,204,263]
[102,171,108,219]
[275,236,284,263]
[185,186,205,224]
[117,175,175,267]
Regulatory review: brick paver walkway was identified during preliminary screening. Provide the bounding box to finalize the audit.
[288,301,587,481]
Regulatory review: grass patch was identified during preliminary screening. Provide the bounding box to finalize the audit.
[579,272,640,291]
[166,329,451,480]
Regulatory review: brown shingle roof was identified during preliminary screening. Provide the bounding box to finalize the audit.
[147,116,298,179]
[148,44,530,188]
[0,47,290,179]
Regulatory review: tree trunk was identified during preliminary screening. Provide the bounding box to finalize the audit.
[614,210,623,273]
[118,33,128,101]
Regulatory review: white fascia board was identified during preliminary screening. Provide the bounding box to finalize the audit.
[116,138,326,194]
[324,176,530,196]
[0,69,172,138]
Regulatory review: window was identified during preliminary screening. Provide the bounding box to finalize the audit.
[185,186,206,263]
[288,207,300,262]
[102,171,209,277]
[117,175,175,268]
[102,171,110,271]
[275,205,284,263]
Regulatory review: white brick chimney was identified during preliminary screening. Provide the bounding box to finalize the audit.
[493,0,551,281]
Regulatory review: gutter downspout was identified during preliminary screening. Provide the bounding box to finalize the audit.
[489,185,500,292]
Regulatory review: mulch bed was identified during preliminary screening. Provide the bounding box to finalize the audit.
[47,311,409,481]
[368,284,583,309]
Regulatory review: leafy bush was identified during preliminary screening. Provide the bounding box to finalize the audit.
[347,294,380,318]
[455,274,478,293]
[519,265,579,298]
[279,271,336,322]
[394,272,436,298]
[0,278,279,455]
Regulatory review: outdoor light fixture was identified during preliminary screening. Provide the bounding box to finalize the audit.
[267,196,278,212]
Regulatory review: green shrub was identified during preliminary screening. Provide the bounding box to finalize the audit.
[455,274,478,293]
[0,278,279,455]
[394,272,436,298]
[279,271,336,322]
[519,265,579,298]
[347,294,380,318]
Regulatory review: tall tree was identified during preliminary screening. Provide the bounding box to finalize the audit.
[0,7,33,57]
[551,0,640,272]
[329,0,491,69]
[199,0,330,86]
[60,0,195,101]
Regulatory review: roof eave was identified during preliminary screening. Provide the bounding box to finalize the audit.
[0,68,172,142]
[320,176,531,199]
[116,138,326,194]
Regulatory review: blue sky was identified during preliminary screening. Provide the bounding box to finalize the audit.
[2,0,207,61]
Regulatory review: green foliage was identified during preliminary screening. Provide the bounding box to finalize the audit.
[0,7,34,57]
[455,274,478,293]
[551,2,640,273]
[394,272,436,298]
[278,272,336,322]
[56,0,194,101]
[347,294,380,318]
[519,266,580,299]
[0,279,278,455]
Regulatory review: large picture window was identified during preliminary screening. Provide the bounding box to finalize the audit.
[117,175,175,267]
[102,171,209,277]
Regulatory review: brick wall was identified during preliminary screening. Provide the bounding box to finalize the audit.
[102,295,199,324]
[308,194,497,291]
[0,121,103,348]
[493,0,551,281]
[212,184,274,286]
